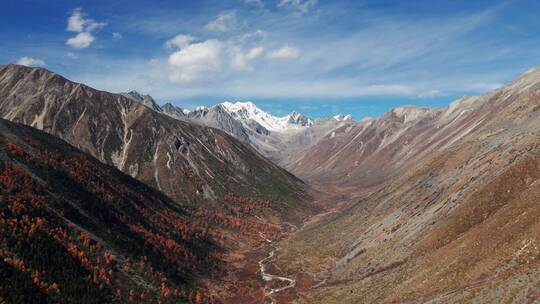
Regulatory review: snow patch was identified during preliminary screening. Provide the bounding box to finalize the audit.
[153,144,162,190]
[334,114,352,121]
[166,152,172,170]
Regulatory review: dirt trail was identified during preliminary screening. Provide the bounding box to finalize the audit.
[258,232,296,303]
[255,202,344,303]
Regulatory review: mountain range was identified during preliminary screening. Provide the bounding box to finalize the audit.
[122,96,353,164]
[0,64,539,303]
[0,64,308,216]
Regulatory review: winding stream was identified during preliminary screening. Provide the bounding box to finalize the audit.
[258,232,296,303]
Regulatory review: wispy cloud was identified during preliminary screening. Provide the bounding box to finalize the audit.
[244,0,264,7]
[417,90,442,99]
[231,46,264,71]
[165,34,195,49]
[20,0,535,110]
[67,52,79,59]
[205,11,238,32]
[277,0,317,14]
[267,45,299,59]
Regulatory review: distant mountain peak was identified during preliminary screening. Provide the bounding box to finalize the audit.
[195,105,209,111]
[121,91,161,112]
[161,103,188,119]
[215,101,313,131]
[333,114,353,121]
[287,111,313,127]
[221,101,258,112]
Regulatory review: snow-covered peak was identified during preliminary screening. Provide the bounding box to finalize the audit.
[221,101,259,113]
[333,114,352,121]
[287,111,313,127]
[219,101,286,131]
[214,101,313,131]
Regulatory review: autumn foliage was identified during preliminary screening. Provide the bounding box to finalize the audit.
[0,125,290,303]
[1,138,219,303]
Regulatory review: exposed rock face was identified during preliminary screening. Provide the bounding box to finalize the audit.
[104,96,351,165]
[161,102,187,119]
[278,68,540,303]
[287,111,313,127]
[185,104,252,143]
[121,90,162,112]
[0,64,307,215]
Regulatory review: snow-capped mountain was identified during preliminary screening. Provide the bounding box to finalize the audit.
[122,97,354,164]
[219,101,313,131]
[184,101,353,163]
[287,111,313,127]
[333,114,353,121]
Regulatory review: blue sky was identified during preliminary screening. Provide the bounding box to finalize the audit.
[1,0,539,119]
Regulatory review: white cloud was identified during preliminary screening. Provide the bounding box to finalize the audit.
[205,11,237,32]
[17,57,45,67]
[112,32,123,40]
[67,52,79,59]
[241,30,266,41]
[278,0,317,14]
[246,47,264,60]
[165,31,267,80]
[67,8,86,32]
[67,32,95,49]
[231,46,264,72]
[65,8,105,49]
[165,34,195,49]
[75,5,515,103]
[225,81,414,98]
[168,39,222,82]
[66,8,106,32]
[267,45,299,59]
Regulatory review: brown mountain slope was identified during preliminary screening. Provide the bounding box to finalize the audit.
[275,68,540,303]
[0,118,220,303]
[287,67,540,194]
[0,64,309,221]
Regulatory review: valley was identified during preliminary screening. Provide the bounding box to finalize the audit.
[3,1,540,303]
[0,64,538,304]
[222,67,540,303]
